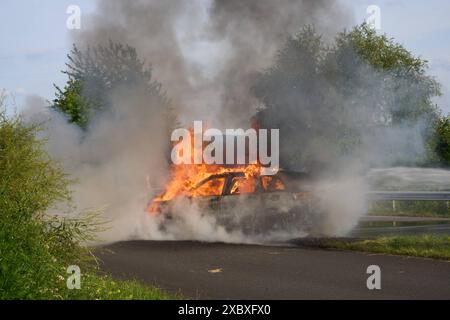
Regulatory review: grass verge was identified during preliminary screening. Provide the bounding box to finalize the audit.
[320,235,450,260]
[56,273,175,300]
[0,110,176,300]
[368,201,450,218]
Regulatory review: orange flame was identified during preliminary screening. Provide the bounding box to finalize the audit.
[148,128,263,214]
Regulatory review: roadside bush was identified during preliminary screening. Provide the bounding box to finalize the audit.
[0,110,171,299]
[0,110,91,299]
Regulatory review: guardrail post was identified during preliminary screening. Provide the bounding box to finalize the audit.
[392,200,396,213]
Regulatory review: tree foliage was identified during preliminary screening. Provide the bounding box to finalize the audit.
[53,41,173,130]
[331,25,441,124]
[53,79,91,129]
[252,24,442,172]
[433,115,450,166]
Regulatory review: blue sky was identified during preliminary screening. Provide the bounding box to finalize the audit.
[0,0,95,106]
[1,0,450,112]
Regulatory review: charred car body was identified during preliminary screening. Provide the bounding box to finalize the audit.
[149,170,324,235]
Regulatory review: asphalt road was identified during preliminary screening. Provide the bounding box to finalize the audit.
[97,240,450,299]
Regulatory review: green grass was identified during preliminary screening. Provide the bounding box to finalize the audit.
[369,201,450,218]
[321,235,450,260]
[80,275,175,300]
[41,271,175,300]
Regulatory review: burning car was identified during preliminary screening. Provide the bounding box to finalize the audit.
[148,166,323,236]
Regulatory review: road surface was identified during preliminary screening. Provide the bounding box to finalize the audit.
[97,240,450,299]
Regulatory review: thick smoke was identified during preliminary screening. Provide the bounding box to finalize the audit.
[75,0,352,127]
[22,92,170,242]
[367,167,450,191]
[22,0,412,242]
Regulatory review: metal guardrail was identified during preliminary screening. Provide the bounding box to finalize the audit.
[368,191,450,201]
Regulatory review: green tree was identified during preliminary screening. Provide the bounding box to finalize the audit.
[252,24,442,172]
[433,115,450,166]
[0,108,70,298]
[53,41,175,130]
[329,25,441,125]
[53,79,91,129]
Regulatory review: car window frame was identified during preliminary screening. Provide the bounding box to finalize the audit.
[192,172,289,197]
[193,174,228,197]
[228,175,261,196]
[259,175,287,193]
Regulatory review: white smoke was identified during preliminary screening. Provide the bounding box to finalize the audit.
[21,92,171,243]
[367,167,450,191]
[314,176,368,236]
